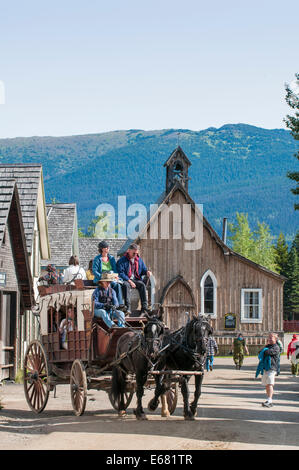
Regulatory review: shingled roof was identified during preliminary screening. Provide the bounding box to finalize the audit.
[79,238,127,270]
[41,203,78,267]
[0,164,45,255]
[0,178,34,308]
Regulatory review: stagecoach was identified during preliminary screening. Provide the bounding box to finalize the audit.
[23,281,178,416]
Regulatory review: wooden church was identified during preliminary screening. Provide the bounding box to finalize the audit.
[119,147,285,354]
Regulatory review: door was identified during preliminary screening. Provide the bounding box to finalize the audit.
[0,293,17,380]
[162,279,196,331]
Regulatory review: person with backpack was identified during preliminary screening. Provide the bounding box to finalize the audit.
[258,333,281,408]
[62,256,87,284]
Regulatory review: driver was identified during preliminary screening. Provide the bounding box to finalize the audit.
[92,272,126,329]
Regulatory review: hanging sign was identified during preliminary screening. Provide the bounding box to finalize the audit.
[224,313,236,330]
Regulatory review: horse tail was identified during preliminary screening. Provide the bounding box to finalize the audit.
[111,365,126,410]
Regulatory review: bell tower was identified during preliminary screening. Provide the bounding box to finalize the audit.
[164,146,191,194]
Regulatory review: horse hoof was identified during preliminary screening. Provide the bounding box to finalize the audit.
[161,411,170,418]
[148,398,159,412]
[118,410,127,417]
[135,412,148,420]
[184,414,195,421]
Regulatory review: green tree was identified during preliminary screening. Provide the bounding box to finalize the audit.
[284,73,299,210]
[284,231,299,319]
[228,213,255,259]
[274,232,289,275]
[228,213,278,272]
[78,227,86,238]
[251,222,278,272]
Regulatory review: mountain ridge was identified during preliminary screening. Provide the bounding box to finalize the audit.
[0,124,297,241]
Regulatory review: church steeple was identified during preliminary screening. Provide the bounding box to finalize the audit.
[164,146,191,194]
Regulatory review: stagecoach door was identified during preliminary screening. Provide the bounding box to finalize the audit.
[0,292,17,381]
[162,280,196,331]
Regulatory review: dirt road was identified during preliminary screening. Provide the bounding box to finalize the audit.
[1,356,299,450]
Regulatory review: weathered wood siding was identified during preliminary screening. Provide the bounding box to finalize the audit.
[138,187,284,350]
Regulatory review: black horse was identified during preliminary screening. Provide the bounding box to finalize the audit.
[148,314,213,420]
[111,308,165,420]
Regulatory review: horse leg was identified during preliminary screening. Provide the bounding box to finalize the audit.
[161,393,170,418]
[148,375,166,412]
[180,376,194,420]
[190,374,203,417]
[134,371,148,420]
[111,366,127,417]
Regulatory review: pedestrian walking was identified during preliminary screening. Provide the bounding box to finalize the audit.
[259,333,280,408]
[276,336,283,376]
[206,335,218,371]
[232,333,249,370]
[287,334,299,376]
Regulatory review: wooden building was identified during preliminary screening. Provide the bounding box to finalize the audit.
[0,179,34,380]
[0,164,50,367]
[41,203,79,276]
[118,147,285,353]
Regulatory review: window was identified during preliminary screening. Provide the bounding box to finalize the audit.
[200,270,217,318]
[241,289,262,323]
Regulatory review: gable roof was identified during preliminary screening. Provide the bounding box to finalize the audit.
[163,146,192,167]
[41,203,78,267]
[0,178,34,308]
[79,238,127,270]
[118,182,285,282]
[0,164,49,257]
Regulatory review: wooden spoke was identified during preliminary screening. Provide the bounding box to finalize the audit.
[70,359,87,416]
[108,389,134,411]
[165,383,178,415]
[23,340,50,414]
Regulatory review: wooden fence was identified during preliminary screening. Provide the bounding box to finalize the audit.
[283,321,299,333]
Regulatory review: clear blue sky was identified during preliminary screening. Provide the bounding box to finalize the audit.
[0,0,298,138]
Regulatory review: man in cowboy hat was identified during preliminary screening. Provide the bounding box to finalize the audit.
[92,272,126,329]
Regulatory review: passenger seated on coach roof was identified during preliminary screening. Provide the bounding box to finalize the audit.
[92,240,124,307]
[62,255,87,285]
[38,264,59,286]
[116,243,151,316]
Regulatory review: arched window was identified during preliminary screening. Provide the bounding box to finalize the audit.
[200,270,217,318]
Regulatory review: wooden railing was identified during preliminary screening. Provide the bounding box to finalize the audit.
[283,321,299,332]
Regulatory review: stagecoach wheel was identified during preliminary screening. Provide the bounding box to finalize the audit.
[165,383,178,415]
[70,359,87,416]
[108,390,134,411]
[23,340,50,414]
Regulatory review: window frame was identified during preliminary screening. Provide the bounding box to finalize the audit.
[200,270,217,319]
[241,288,263,324]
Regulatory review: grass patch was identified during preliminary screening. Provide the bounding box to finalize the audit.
[14,369,24,384]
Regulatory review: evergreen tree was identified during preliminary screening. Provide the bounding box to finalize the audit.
[274,232,289,275]
[285,73,299,210]
[284,231,299,320]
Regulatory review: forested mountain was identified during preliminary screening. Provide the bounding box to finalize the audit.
[0,124,298,240]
